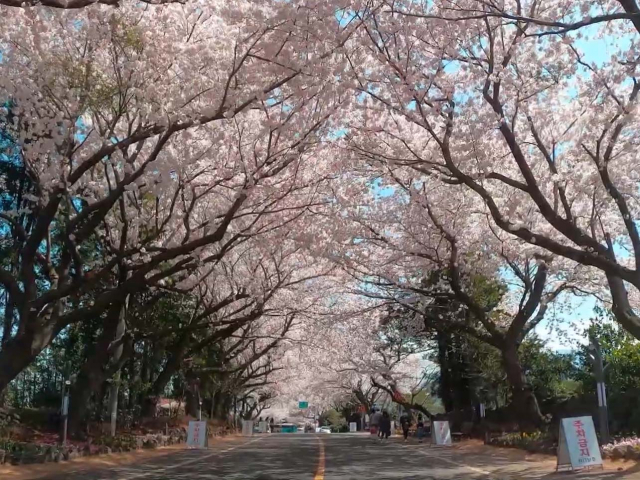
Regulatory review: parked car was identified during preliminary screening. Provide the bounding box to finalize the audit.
[318,426,331,434]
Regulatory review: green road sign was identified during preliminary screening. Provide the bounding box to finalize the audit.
[298,401,308,409]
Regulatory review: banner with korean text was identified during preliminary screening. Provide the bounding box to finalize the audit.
[187,421,207,448]
[431,421,452,446]
[557,416,602,471]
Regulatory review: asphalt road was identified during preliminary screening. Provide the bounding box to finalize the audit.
[30,434,640,480]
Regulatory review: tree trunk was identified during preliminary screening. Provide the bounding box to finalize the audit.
[137,341,150,411]
[2,291,14,347]
[94,381,108,422]
[211,390,222,419]
[108,376,120,436]
[501,343,544,429]
[108,301,127,436]
[0,293,15,407]
[437,331,455,412]
[353,388,372,412]
[607,273,640,340]
[141,336,188,417]
[209,392,217,419]
[108,342,124,437]
[127,354,138,411]
[185,388,199,418]
[215,393,231,420]
[67,303,124,435]
[0,322,62,395]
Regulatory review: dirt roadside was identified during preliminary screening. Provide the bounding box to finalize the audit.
[0,434,243,480]
[453,439,640,478]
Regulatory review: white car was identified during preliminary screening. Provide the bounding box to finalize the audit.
[318,426,332,434]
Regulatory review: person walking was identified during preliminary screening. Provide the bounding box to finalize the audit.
[376,410,384,439]
[379,411,392,441]
[400,413,411,442]
[416,414,425,443]
[369,408,381,438]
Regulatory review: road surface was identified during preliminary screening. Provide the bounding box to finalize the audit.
[27,434,640,479]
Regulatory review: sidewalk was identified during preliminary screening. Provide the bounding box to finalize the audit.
[0,435,241,480]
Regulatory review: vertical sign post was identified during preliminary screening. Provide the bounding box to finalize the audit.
[61,379,70,446]
[588,336,610,445]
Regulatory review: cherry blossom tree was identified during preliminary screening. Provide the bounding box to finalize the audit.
[278,290,432,417]
[0,0,363,395]
[327,162,591,424]
[342,0,640,341]
[0,0,182,9]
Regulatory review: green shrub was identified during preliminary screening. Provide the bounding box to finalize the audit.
[330,424,349,433]
[95,434,137,451]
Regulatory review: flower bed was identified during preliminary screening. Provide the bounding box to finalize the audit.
[490,432,640,462]
[601,438,640,461]
[487,431,556,455]
[0,428,188,466]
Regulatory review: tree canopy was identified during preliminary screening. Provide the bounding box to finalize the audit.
[1,0,640,436]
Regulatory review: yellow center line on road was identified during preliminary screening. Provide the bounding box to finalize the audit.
[313,435,325,480]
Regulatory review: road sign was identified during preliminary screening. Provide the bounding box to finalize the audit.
[298,401,308,409]
[557,416,603,472]
[431,421,452,446]
[349,422,357,432]
[242,419,254,436]
[187,421,207,448]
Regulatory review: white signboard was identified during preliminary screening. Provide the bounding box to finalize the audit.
[242,419,254,436]
[557,416,602,471]
[187,421,207,448]
[258,421,268,433]
[432,421,452,446]
[349,422,357,432]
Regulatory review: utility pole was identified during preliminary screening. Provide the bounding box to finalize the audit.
[588,335,610,445]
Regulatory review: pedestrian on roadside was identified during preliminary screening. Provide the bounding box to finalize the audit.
[370,408,382,438]
[416,414,425,443]
[379,411,391,441]
[400,414,411,442]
